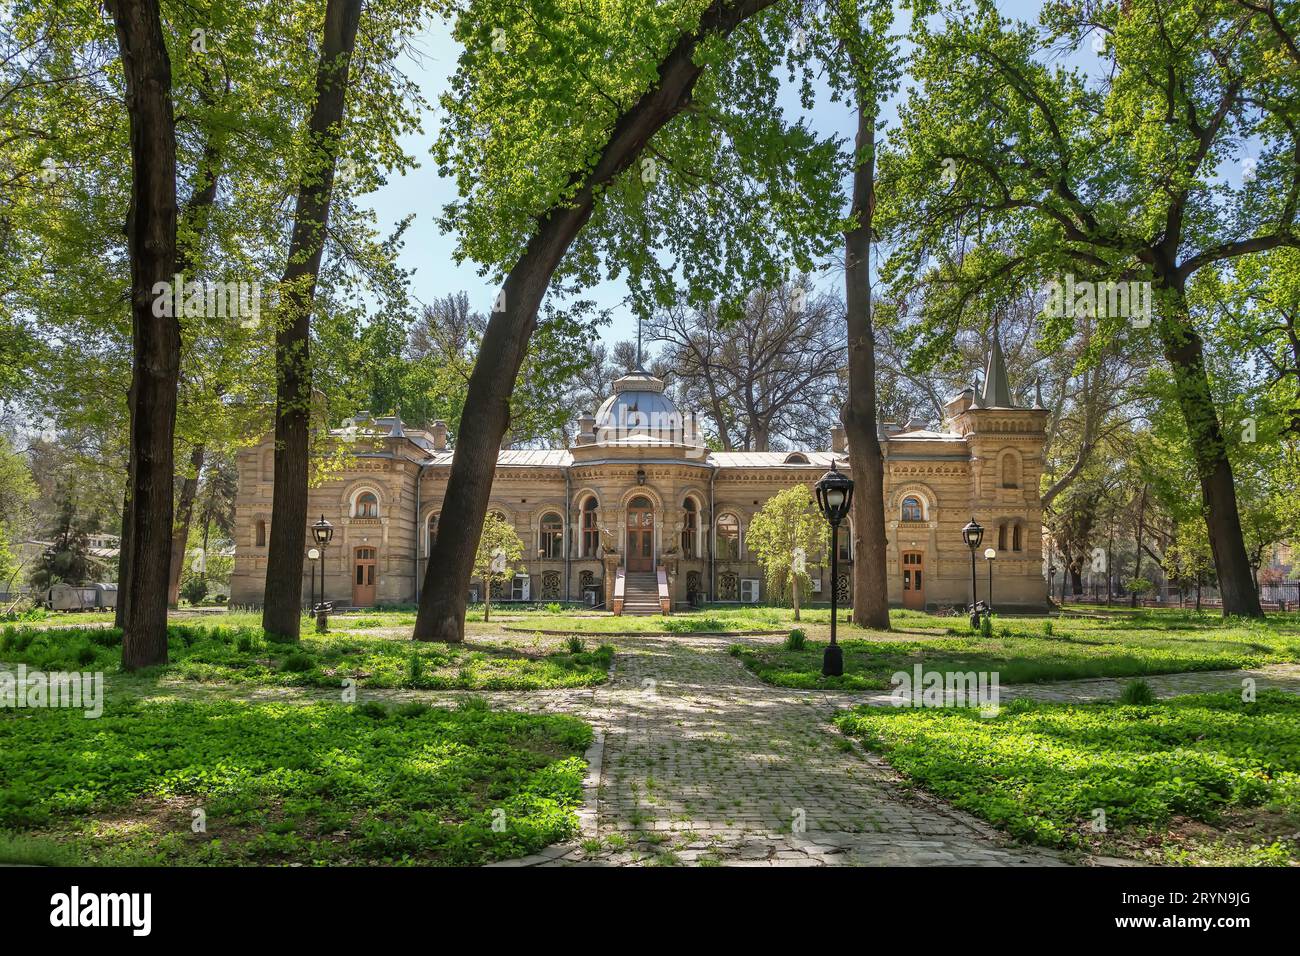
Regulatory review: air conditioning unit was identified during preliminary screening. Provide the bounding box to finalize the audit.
[511,574,531,602]
[740,578,760,603]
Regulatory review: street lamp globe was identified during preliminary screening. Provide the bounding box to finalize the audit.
[814,462,855,525]
[961,517,984,551]
[984,547,996,561]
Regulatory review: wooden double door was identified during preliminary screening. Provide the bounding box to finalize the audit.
[901,551,925,609]
[626,497,654,572]
[353,547,377,606]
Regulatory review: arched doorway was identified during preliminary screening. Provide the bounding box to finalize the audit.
[626,496,654,572]
[353,546,377,606]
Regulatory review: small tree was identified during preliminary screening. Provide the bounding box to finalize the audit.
[473,513,523,624]
[745,485,827,621]
[29,485,101,591]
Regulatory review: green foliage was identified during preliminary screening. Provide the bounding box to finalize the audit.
[180,577,208,605]
[1119,679,1156,706]
[0,698,591,865]
[836,691,1300,862]
[744,485,827,611]
[784,628,806,651]
[732,610,1300,690]
[0,624,615,691]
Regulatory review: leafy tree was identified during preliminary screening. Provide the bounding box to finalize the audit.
[415,0,846,642]
[29,484,102,590]
[744,484,826,620]
[0,433,38,590]
[879,0,1300,617]
[473,512,523,623]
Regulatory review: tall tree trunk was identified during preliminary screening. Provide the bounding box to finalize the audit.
[167,443,205,606]
[261,0,363,640]
[110,0,180,671]
[842,103,889,630]
[1156,280,1263,617]
[414,0,780,643]
[1130,483,1147,608]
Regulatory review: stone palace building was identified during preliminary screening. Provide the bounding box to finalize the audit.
[230,339,1049,612]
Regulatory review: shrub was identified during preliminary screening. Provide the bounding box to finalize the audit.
[979,614,994,638]
[279,651,314,673]
[406,653,424,685]
[1120,679,1156,705]
[784,629,806,651]
[75,644,96,666]
[546,603,564,614]
[1043,620,1054,637]
[565,635,585,654]
[180,577,208,605]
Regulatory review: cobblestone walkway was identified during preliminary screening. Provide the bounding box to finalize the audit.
[497,635,1066,867]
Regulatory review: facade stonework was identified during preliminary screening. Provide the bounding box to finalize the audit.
[231,347,1049,612]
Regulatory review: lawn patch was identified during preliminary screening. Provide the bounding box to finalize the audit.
[0,698,592,865]
[835,690,1300,864]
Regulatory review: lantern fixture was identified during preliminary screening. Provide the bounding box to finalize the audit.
[961,517,984,552]
[311,514,334,547]
[814,462,855,526]
[636,468,646,486]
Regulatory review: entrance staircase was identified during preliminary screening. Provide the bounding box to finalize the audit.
[621,572,662,616]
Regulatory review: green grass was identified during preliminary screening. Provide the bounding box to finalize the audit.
[0,624,614,691]
[731,610,1300,690]
[835,691,1300,865]
[0,697,592,865]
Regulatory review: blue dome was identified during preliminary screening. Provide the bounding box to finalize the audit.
[593,370,695,445]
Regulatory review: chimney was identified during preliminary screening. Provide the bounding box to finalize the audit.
[431,420,448,451]
[831,424,847,454]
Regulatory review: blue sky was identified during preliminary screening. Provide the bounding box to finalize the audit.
[358,0,1056,346]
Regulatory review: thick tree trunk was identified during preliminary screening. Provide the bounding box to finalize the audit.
[1156,281,1263,617]
[110,0,180,671]
[414,0,780,642]
[842,104,889,630]
[167,444,205,606]
[261,0,363,640]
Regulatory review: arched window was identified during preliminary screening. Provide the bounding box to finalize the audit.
[355,491,379,518]
[260,449,274,481]
[426,513,439,556]
[681,498,698,557]
[255,519,266,548]
[717,513,740,560]
[1012,523,1023,552]
[784,452,810,464]
[539,511,563,559]
[901,496,923,522]
[581,498,599,557]
[1001,452,1020,489]
[998,522,1007,552]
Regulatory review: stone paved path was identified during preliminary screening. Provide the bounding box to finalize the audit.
[496,635,1066,867]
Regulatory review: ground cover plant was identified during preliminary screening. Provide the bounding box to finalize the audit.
[834,691,1300,865]
[0,697,592,865]
[730,610,1300,690]
[0,624,614,691]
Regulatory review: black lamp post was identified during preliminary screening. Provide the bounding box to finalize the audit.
[307,546,320,612]
[814,462,855,677]
[311,515,334,632]
[1048,564,1057,606]
[984,547,996,615]
[961,517,984,629]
